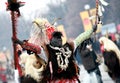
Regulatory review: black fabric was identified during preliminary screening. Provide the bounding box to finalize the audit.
[42,43,79,81]
[17,50,22,56]
[78,38,99,72]
[103,51,120,79]
[51,31,62,38]
[80,49,98,71]
[21,76,37,83]
[21,75,47,83]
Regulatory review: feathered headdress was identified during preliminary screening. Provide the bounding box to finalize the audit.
[94,0,109,25]
[52,31,63,38]
[98,0,109,17]
[29,18,55,46]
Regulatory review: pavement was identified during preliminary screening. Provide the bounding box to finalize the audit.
[79,64,114,83]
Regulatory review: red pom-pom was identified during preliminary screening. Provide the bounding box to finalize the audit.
[44,23,55,40]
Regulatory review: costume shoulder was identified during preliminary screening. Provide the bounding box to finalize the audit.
[67,40,74,50]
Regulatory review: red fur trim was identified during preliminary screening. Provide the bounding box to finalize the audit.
[22,42,41,54]
[49,77,78,83]
[100,44,104,53]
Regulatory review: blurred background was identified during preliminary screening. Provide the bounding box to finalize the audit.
[0,0,120,82]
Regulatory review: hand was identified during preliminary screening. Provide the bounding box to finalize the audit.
[96,55,103,64]
[12,37,18,44]
[12,37,24,45]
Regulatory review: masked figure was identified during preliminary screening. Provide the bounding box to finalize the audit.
[78,38,103,83]
[15,18,55,83]
[99,36,120,83]
[42,24,97,83]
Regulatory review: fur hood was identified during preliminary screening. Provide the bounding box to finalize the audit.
[99,36,120,61]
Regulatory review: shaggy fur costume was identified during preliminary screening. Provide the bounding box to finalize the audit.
[99,37,120,61]
[19,51,46,83]
[99,37,120,82]
[41,31,80,82]
[19,18,54,83]
[19,19,96,83]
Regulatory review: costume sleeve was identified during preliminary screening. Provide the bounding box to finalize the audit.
[74,29,93,49]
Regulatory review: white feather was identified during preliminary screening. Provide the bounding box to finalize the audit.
[89,15,96,20]
[101,5,105,12]
[98,5,103,16]
[99,0,109,6]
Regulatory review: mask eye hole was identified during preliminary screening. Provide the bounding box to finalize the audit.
[27,50,34,55]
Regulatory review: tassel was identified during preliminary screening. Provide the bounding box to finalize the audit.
[98,5,103,16]
[99,0,109,6]
[49,61,53,80]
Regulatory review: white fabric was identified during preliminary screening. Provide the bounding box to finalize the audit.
[82,72,98,83]
[14,69,20,83]
[38,47,48,62]
[99,0,109,6]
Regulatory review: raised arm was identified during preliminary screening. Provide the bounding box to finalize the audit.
[74,25,97,48]
[13,38,41,54]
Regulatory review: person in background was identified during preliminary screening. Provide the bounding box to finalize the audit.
[115,33,120,49]
[78,38,103,83]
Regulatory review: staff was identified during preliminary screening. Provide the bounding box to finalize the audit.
[6,0,25,70]
[6,0,25,82]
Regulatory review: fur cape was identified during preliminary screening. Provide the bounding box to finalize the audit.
[99,36,120,81]
[42,43,79,82]
[99,37,120,61]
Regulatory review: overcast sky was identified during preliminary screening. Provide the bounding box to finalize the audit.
[0,0,66,18]
[0,0,67,50]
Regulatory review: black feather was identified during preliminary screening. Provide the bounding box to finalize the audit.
[51,31,63,38]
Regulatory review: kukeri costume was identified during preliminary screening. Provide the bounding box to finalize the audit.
[14,18,55,83]
[99,37,120,83]
[42,26,97,83]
